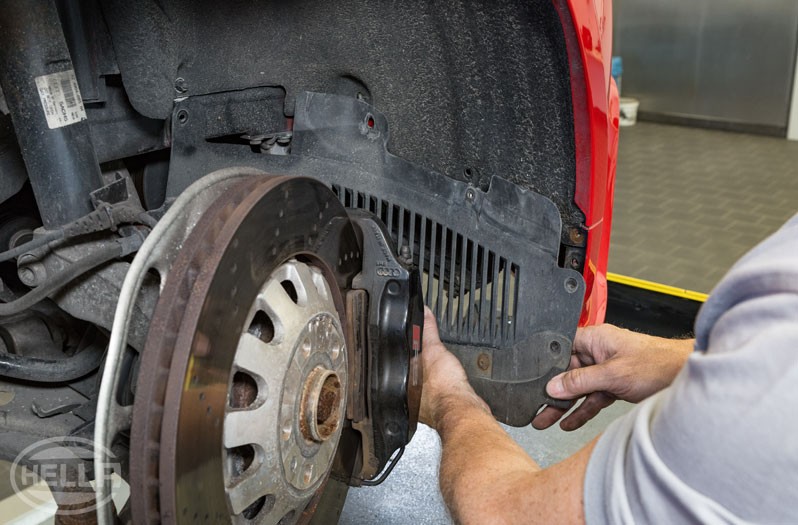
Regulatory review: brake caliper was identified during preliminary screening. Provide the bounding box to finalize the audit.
[346,211,424,484]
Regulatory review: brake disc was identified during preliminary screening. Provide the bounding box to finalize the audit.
[129,174,362,524]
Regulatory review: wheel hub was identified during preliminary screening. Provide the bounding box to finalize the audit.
[223,260,347,519]
[129,174,363,525]
[300,365,342,443]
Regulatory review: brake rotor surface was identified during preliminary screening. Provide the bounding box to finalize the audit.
[129,173,362,524]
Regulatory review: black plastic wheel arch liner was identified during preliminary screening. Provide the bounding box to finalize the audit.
[166,90,583,426]
[99,0,584,247]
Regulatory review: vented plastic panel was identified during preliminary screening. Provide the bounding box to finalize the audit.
[331,186,520,348]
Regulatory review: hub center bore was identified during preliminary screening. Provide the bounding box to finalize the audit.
[301,367,342,442]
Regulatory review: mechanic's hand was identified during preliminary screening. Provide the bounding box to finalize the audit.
[419,307,490,430]
[532,324,693,431]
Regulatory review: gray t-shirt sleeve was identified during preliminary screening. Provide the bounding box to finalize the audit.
[584,213,798,524]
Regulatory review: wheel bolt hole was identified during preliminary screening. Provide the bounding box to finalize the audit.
[303,464,314,485]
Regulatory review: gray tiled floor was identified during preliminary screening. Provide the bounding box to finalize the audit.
[340,403,633,524]
[609,123,798,292]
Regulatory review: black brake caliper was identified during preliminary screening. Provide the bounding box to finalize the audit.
[347,211,424,484]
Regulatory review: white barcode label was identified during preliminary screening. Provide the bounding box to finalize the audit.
[34,70,87,129]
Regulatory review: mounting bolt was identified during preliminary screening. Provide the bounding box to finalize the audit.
[477,352,491,371]
[569,227,585,244]
[564,277,579,294]
[465,187,476,203]
[174,77,188,94]
[18,267,35,286]
[18,262,46,287]
[399,244,412,265]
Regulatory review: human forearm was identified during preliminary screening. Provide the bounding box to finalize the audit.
[435,394,539,523]
[435,392,594,525]
[438,400,537,523]
[649,335,694,378]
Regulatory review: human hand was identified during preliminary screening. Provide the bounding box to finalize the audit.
[419,307,490,429]
[532,324,693,431]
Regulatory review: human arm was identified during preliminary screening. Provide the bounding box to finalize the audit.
[532,324,693,431]
[582,214,798,523]
[420,308,597,524]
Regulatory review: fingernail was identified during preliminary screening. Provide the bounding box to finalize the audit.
[547,375,564,398]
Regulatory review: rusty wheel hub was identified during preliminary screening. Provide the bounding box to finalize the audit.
[301,366,342,443]
[223,259,347,519]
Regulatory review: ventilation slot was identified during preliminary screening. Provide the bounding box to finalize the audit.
[331,184,519,346]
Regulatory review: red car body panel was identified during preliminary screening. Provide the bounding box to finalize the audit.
[554,0,620,326]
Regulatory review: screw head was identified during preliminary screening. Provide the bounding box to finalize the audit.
[564,277,579,293]
[465,188,476,202]
[18,267,36,286]
[18,263,45,287]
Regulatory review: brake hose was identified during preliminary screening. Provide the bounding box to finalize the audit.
[0,233,143,317]
[0,235,141,381]
[0,202,155,263]
[0,229,64,263]
[360,446,406,486]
